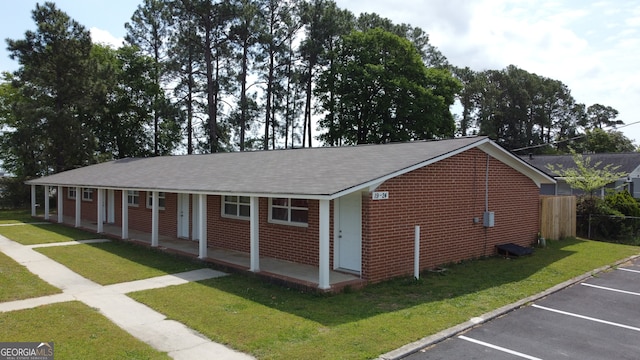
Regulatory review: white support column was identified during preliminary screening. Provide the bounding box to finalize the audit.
[198,194,207,259]
[97,189,104,233]
[57,186,64,223]
[30,185,36,217]
[43,186,50,220]
[75,187,81,228]
[151,191,159,247]
[121,190,129,239]
[318,199,331,290]
[414,225,420,280]
[249,196,260,272]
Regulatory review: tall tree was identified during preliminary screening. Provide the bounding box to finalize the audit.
[317,28,461,145]
[125,0,177,156]
[299,0,353,147]
[168,5,204,154]
[5,2,96,175]
[180,0,234,153]
[257,0,301,150]
[585,104,623,129]
[229,0,265,151]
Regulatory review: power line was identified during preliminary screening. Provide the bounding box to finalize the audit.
[510,120,640,152]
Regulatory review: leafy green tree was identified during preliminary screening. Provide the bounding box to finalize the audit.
[91,45,181,159]
[573,128,636,153]
[354,12,448,68]
[546,148,628,197]
[5,2,96,175]
[317,28,460,145]
[0,72,45,178]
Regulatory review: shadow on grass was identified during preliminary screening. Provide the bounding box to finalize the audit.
[84,241,206,274]
[0,223,101,245]
[0,209,36,223]
[185,239,580,327]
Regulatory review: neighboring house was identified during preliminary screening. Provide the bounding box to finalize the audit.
[522,153,640,198]
[27,136,554,291]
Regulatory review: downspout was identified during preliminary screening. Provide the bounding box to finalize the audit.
[484,154,490,255]
[485,154,490,212]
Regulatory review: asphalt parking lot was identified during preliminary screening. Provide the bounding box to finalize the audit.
[403,258,640,360]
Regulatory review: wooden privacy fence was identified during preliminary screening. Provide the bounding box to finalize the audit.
[540,195,576,240]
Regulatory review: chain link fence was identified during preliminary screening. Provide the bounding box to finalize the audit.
[577,214,640,246]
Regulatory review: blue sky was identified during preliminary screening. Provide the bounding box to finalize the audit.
[2,0,640,144]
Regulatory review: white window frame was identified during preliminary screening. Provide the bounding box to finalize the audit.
[127,190,139,207]
[146,192,166,210]
[82,188,93,201]
[222,195,251,220]
[268,197,308,227]
[67,187,76,200]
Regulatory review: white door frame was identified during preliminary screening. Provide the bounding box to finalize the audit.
[334,191,362,273]
[177,193,190,239]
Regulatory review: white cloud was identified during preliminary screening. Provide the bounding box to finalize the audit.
[90,27,124,48]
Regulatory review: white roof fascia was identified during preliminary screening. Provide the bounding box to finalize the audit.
[329,137,493,200]
[477,142,556,187]
[37,183,334,201]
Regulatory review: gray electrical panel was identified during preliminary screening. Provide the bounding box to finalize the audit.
[483,211,495,227]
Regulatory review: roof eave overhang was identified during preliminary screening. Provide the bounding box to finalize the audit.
[477,142,556,187]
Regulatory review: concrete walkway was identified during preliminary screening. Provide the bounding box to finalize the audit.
[0,232,254,360]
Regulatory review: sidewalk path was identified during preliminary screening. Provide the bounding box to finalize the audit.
[0,232,254,360]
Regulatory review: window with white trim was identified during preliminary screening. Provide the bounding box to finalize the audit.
[82,188,93,201]
[269,198,308,226]
[222,196,250,219]
[146,192,166,209]
[67,188,77,200]
[127,190,139,206]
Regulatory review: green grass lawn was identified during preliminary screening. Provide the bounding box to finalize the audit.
[0,301,170,359]
[0,223,100,245]
[128,238,640,360]
[0,209,37,224]
[35,241,207,285]
[0,251,61,302]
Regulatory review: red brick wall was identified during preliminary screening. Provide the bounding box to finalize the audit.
[123,191,177,237]
[62,188,178,238]
[61,188,97,222]
[58,147,539,284]
[206,197,334,267]
[361,148,540,283]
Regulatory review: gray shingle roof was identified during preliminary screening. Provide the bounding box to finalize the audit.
[28,136,553,198]
[521,153,640,177]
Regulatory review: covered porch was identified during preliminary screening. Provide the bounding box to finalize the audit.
[43,214,365,292]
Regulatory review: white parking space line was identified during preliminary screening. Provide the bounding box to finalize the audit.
[532,304,640,332]
[619,268,640,274]
[458,336,543,360]
[581,283,640,296]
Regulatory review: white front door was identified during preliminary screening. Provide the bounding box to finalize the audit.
[177,193,190,239]
[338,191,362,273]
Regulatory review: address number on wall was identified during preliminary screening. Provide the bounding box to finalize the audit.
[372,191,389,200]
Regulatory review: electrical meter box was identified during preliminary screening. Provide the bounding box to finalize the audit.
[483,211,495,227]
